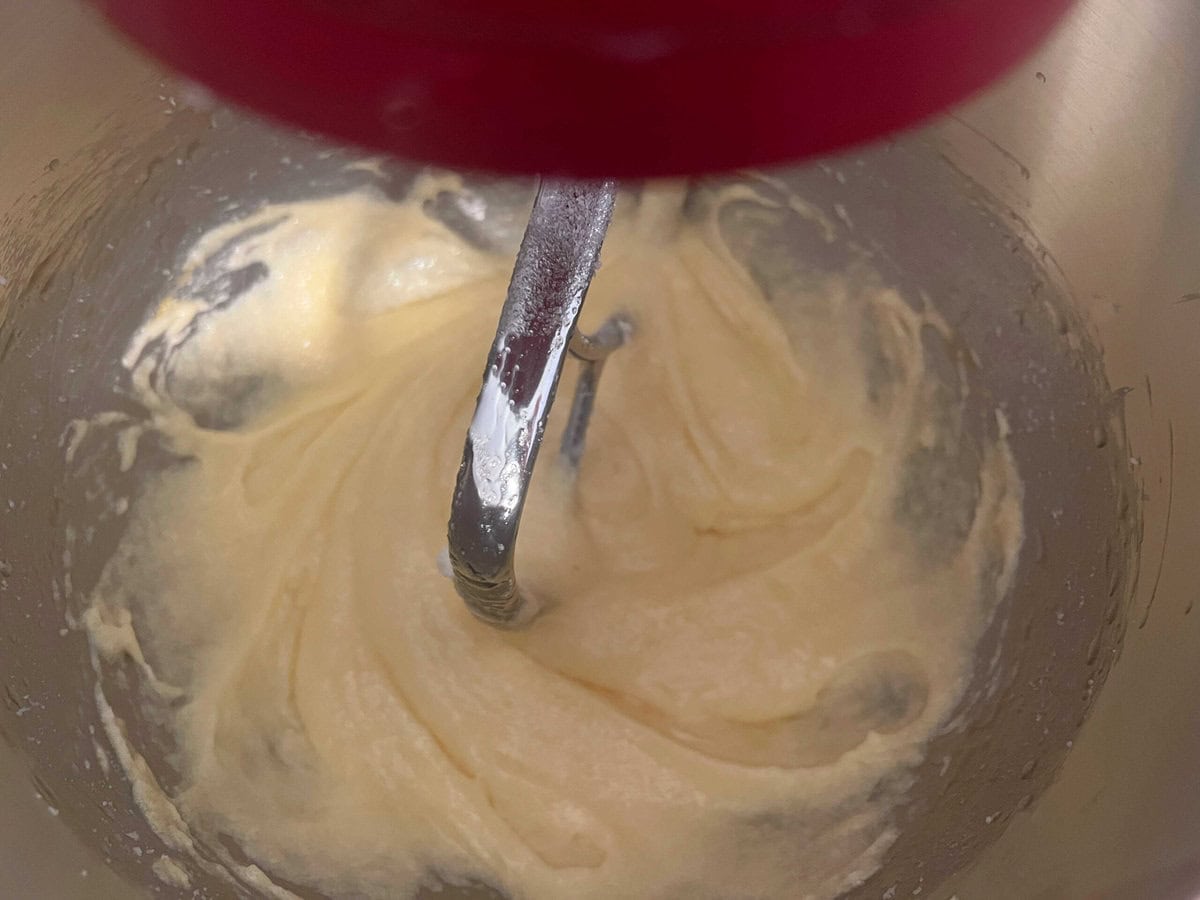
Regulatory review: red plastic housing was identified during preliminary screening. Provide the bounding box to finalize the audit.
[92,0,1074,177]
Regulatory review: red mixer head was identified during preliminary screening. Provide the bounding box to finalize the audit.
[92,0,1074,177]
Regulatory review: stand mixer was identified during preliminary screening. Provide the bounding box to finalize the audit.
[8,1,1200,899]
[93,0,1078,630]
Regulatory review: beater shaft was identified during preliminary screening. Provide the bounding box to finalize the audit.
[447,179,625,628]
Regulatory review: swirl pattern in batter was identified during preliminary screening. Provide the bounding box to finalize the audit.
[79,179,1022,899]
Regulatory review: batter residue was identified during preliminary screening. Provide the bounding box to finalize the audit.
[78,179,1022,899]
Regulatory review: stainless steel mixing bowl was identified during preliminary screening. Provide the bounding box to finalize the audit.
[2,1,1198,897]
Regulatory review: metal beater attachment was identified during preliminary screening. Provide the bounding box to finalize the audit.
[447,179,629,628]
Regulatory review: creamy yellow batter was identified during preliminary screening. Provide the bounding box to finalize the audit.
[79,179,1022,899]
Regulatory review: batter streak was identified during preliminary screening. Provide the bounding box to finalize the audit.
[79,178,1023,899]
